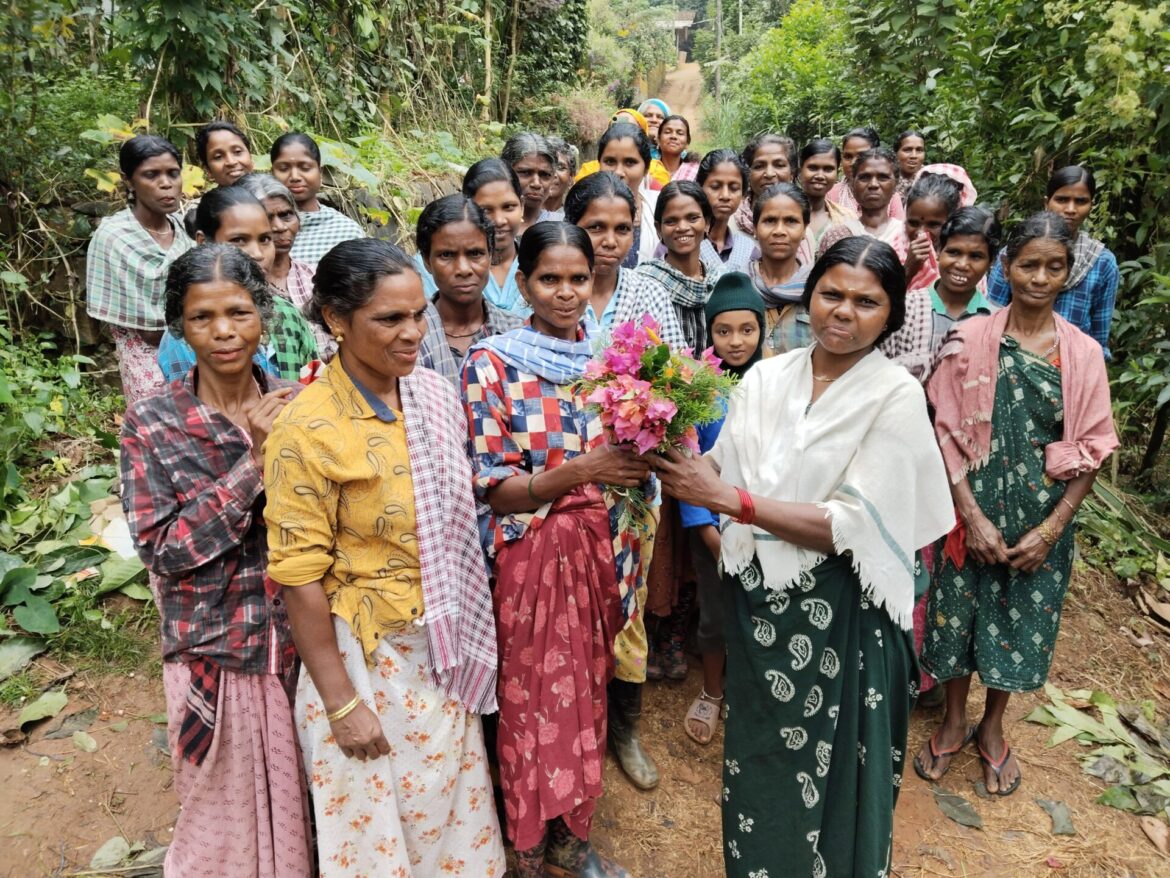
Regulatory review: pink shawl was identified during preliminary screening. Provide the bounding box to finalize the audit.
[927,306,1118,483]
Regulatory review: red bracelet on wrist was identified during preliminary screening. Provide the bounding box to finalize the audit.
[734,487,756,525]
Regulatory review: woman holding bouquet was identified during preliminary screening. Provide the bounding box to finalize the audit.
[463,221,647,878]
[652,237,954,877]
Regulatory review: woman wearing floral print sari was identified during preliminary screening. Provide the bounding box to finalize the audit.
[652,237,953,877]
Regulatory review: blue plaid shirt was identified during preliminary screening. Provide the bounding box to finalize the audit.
[987,247,1119,359]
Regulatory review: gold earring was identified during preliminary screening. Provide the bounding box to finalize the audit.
[332,328,343,344]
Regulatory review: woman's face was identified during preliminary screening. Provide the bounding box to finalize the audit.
[575,196,635,276]
[799,153,838,200]
[327,272,428,382]
[125,153,182,215]
[198,203,275,275]
[600,138,647,193]
[656,195,707,257]
[851,158,896,212]
[1006,238,1069,309]
[658,119,689,158]
[262,196,300,257]
[270,143,321,206]
[181,280,263,377]
[423,220,491,308]
[512,154,555,210]
[642,106,665,141]
[808,263,891,355]
[547,152,572,203]
[472,181,524,258]
[904,196,950,247]
[710,310,760,368]
[749,142,793,196]
[702,162,745,224]
[755,195,807,263]
[895,136,926,179]
[203,130,254,187]
[518,244,592,340]
[1045,181,1093,236]
[841,137,873,182]
[937,233,991,297]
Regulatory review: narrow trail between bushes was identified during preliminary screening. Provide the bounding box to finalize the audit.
[658,57,704,141]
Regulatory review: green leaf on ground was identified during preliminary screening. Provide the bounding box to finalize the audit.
[95,554,146,597]
[18,689,68,728]
[13,596,60,634]
[72,730,98,752]
[44,707,98,740]
[932,785,983,829]
[1035,798,1076,835]
[0,636,46,681]
[89,835,131,869]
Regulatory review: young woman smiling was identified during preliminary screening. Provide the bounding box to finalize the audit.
[637,180,723,353]
[656,115,698,182]
[796,139,858,258]
[269,131,364,266]
[650,237,953,878]
[196,120,255,188]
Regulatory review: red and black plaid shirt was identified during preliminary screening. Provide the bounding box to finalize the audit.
[120,368,296,676]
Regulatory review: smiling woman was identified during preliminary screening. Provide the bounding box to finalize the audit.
[265,237,505,877]
[196,121,255,188]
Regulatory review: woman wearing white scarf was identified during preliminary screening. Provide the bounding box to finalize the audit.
[652,237,953,878]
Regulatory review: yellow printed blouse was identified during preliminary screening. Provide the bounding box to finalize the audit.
[264,361,423,663]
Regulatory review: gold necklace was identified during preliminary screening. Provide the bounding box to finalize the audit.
[812,374,838,383]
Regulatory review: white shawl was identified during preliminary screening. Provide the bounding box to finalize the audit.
[710,346,954,630]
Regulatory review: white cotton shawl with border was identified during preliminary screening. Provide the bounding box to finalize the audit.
[710,346,955,630]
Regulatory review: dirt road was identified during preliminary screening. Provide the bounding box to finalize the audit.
[658,56,704,141]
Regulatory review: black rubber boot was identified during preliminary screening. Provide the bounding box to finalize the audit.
[607,678,660,790]
[545,818,631,878]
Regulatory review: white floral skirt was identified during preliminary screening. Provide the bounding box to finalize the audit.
[296,618,505,877]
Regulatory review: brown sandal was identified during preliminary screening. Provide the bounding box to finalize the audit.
[684,691,722,745]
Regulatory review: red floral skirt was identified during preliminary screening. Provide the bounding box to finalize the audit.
[493,484,622,851]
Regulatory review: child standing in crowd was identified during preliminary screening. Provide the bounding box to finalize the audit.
[680,272,765,746]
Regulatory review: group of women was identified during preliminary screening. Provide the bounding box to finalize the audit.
[98,104,1120,878]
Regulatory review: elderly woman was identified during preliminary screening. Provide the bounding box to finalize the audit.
[120,244,311,878]
[543,136,578,220]
[269,132,365,266]
[652,237,954,877]
[264,238,504,876]
[501,131,558,235]
[86,134,193,403]
[987,166,1120,358]
[463,222,646,877]
[916,212,1118,796]
[730,133,797,237]
[157,187,319,382]
[637,98,669,153]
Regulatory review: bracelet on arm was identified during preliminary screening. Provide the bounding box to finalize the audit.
[527,472,546,505]
[1037,520,1060,547]
[734,487,756,526]
[1059,496,1078,518]
[326,695,362,723]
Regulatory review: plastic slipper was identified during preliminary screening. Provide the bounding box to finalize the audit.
[913,724,976,782]
[684,694,721,745]
[977,739,1022,796]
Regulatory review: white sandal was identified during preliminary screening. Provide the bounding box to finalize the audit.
[684,689,724,745]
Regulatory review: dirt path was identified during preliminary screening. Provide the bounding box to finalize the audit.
[2,566,1168,877]
[658,57,704,141]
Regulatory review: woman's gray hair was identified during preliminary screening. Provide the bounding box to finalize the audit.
[545,135,579,176]
[500,132,556,170]
[164,243,275,340]
[232,172,298,214]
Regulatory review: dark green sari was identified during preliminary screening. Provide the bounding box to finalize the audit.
[721,553,916,878]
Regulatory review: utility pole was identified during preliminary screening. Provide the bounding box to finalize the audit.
[715,0,723,104]
[738,0,743,35]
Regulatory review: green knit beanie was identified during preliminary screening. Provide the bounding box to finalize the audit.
[705,271,765,327]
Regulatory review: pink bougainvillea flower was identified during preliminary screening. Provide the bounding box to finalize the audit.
[644,396,678,424]
[680,424,701,454]
[700,346,724,371]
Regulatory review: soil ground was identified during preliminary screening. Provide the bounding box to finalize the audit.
[658,58,704,142]
[2,563,1168,877]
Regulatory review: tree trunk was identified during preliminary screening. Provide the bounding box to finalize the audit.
[480,0,494,122]
[1139,401,1169,478]
[500,0,521,124]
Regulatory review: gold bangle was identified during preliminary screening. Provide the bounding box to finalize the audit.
[1059,497,1077,517]
[326,695,362,723]
[1037,521,1060,546]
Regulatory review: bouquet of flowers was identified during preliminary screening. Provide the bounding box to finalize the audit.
[575,314,737,526]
